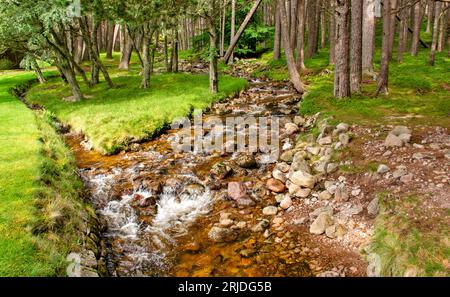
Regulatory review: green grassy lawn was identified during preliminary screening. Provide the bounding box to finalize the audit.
[27,70,247,155]
[0,72,55,276]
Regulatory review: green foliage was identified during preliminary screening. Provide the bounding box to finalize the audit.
[0,58,13,70]
[27,72,247,154]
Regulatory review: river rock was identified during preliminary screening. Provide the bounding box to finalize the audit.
[318,190,332,200]
[280,150,295,162]
[276,162,290,173]
[228,182,247,200]
[272,169,287,183]
[334,187,349,202]
[266,178,286,193]
[279,195,293,209]
[285,123,299,135]
[290,154,311,174]
[288,183,312,198]
[208,227,237,243]
[210,162,232,179]
[391,126,411,136]
[235,154,257,169]
[252,219,270,232]
[310,213,334,235]
[262,206,278,216]
[289,171,316,189]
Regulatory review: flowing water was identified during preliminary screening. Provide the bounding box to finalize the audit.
[66,79,314,276]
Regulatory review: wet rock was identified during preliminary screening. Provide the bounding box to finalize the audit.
[219,218,234,227]
[183,183,205,196]
[272,169,287,183]
[210,162,232,179]
[367,197,380,216]
[289,171,316,189]
[266,178,286,193]
[262,206,278,216]
[273,217,284,225]
[208,227,237,243]
[181,242,201,253]
[310,213,334,235]
[285,123,299,135]
[252,182,267,199]
[318,190,332,200]
[228,182,247,200]
[385,133,403,147]
[235,154,257,169]
[279,195,293,209]
[138,196,157,208]
[252,219,270,232]
[377,164,390,174]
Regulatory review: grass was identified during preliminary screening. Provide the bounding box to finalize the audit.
[252,47,450,128]
[0,72,96,276]
[27,71,247,155]
[371,194,450,276]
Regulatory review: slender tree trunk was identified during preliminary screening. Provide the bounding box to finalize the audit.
[274,2,282,60]
[426,0,435,34]
[220,0,227,57]
[334,0,351,98]
[290,0,298,49]
[377,0,391,96]
[397,0,409,63]
[362,0,376,73]
[141,25,154,89]
[296,0,306,70]
[31,57,46,84]
[231,0,236,62]
[429,1,442,65]
[106,22,115,59]
[437,4,447,52]
[351,0,363,94]
[164,34,170,72]
[306,0,319,58]
[329,0,336,65]
[388,0,398,58]
[411,1,423,56]
[320,1,327,48]
[173,29,179,73]
[278,0,305,93]
[208,0,219,93]
[56,55,83,101]
[119,26,133,70]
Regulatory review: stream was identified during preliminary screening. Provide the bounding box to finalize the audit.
[65,77,315,277]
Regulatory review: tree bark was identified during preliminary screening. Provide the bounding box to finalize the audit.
[397,0,409,63]
[411,1,423,56]
[376,0,391,96]
[329,0,336,65]
[296,0,306,70]
[119,26,133,70]
[274,1,282,60]
[278,0,305,93]
[334,0,351,98]
[106,22,115,59]
[306,0,319,58]
[351,0,363,94]
[429,1,442,65]
[388,0,398,58]
[231,0,236,62]
[208,0,219,93]
[362,0,376,73]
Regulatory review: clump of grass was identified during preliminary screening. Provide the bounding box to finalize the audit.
[371,194,450,276]
[27,73,247,154]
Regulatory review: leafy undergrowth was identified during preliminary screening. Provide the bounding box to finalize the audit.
[27,72,247,155]
[372,194,449,277]
[0,72,94,276]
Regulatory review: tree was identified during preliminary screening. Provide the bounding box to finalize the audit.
[351,0,363,93]
[376,0,391,96]
[362,0,376,73]
[429,0,442,65]
[411,0,423,56]
[296,0,306,70]
[334,0,351,98]
[277,0,305,93]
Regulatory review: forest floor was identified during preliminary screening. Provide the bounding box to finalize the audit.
[239,48,449,276]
